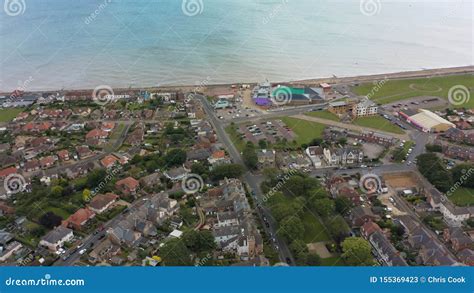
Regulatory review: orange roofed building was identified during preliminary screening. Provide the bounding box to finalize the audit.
[115,177,140,196]
[62,208,95,230]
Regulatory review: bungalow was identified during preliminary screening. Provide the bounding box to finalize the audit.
[57,150,70,161]
[40,156,56,169]
[76,145,93,159]
[62,208,95,231]
[86,129,109,140]
[100,155,120,169]
[115,177,140,196]
[88,193,119,214]
[24,159,40,172]
[39,226,74,252]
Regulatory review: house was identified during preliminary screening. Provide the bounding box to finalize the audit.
[100,155,120,169]
[323,147,364,166]
[62,208,96,230]
[457,249,474,266]
[443,227,473,252]
[57,150,70,161]
[101,122,115,132]
[40,156,56,169]
[0,167,17,179]
[164,167,188,181]
[86,129,109,140]
[369,230,408,266]
[88,239,121,264]
[115,177,140,196]
[257,149,276,168]
[0,231,22,262]
[140,172,162,189]
[186,148,211,162]
[76,146,93,159]
[208,150,228,166]
[88,193,119,214]
[425,187,471,227]
[361,221,382,239]
[305,146,323,168]
[24,160,40,172]
[350,206,379,227]
[39,226,74,252]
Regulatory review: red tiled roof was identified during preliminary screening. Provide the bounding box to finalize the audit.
[86,129,108,139]
[63,208,95,228]
[100,155,119,168]
[0,167,17,178]
[116,177,139,190]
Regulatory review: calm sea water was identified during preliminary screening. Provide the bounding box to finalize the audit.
[0,0,472,91]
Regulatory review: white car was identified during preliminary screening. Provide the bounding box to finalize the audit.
[79,249,87,255]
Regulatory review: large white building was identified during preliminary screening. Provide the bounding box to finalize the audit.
[352,98,378,117]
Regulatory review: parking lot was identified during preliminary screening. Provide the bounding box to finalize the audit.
[238,120,296,145]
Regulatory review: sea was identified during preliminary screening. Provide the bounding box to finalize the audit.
[0,0,472,91]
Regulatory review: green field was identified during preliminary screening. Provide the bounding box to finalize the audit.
[305,110,340,121]
[301,212,332,243]
[0,108,24,122]
[281,117,326,145]
[225,124,246,151]
[449,187,474,207]
[353,74,474,108]
[353,116,405,134]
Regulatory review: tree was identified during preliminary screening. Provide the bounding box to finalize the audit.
[335,197,353,215]
[306,253,321,266]
[243,143,258,170]
[326,215,350,244]
[191,162,208,176]
[164,149,187,167]
[83,189,92,202]
[182,230,216,254]
[278,216,304,242]
[160,238,193,266]
[451,164,474,188]
[416,153,453,192]
[50,185,64,198]
[341,237,374,266]
[258,139,268,149]
[39,212,63,229]
[272,203,298,222]
[210,164,244,180]
[312,198,335,218]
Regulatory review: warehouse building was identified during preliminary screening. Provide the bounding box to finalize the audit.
[399,109,455,133]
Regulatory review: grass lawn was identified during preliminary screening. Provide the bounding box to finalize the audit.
[301,212,331,243]
[353,116,405,134]
[305,110,340,121]
[281,117,326,145]
[353,74,474,108]
[449,187,474,207]
[320,255,346,266]
[0,108,24,122]
[225,124,246,152]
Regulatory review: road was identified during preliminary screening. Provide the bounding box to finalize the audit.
[197,94,295,265]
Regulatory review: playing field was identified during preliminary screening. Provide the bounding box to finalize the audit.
[0,108,24,122]
[353,74,474,108]
[281,117,326,145]
[353,116,405,134]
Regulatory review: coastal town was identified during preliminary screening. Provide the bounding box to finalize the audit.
[0,68,473,267]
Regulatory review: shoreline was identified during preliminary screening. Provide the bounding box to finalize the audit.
[1,65,473,95]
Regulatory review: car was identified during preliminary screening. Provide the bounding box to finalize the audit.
[389,197,395,203]
[265,222,270,228]
[79,249,87,255]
